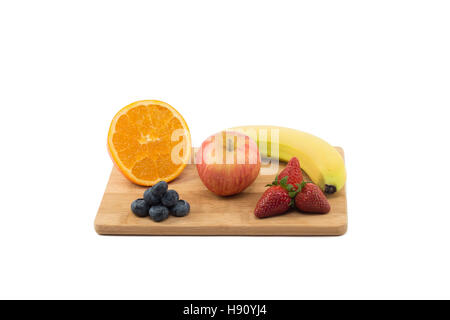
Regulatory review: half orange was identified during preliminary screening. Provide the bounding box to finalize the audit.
[107,100,191,186]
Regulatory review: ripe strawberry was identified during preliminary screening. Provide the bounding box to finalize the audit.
[254,175,297,218]
[278,157,303,190]
[254,185,292,218]
[294,182,330,214]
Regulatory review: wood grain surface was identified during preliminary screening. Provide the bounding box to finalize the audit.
[95,148,347,236]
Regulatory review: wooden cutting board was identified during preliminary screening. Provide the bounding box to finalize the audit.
[95,148,347,236]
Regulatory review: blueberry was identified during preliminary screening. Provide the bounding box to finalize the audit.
[143,187,161,205]
[131,198,150,217]
[170,200,190,217]
[152,181,168,197]
[144,181,168,205]
[149,205,169,222]
[161,190,179,207]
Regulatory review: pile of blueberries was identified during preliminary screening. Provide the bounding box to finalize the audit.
[131,181,190,222]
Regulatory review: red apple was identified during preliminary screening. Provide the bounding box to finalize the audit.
[196,131,261,196]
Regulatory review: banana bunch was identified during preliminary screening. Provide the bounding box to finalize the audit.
[230,125,346,194]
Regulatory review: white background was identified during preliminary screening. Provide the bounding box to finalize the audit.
[1,0,449,299]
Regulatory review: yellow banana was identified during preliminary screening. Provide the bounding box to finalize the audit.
[229,125,346,194]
